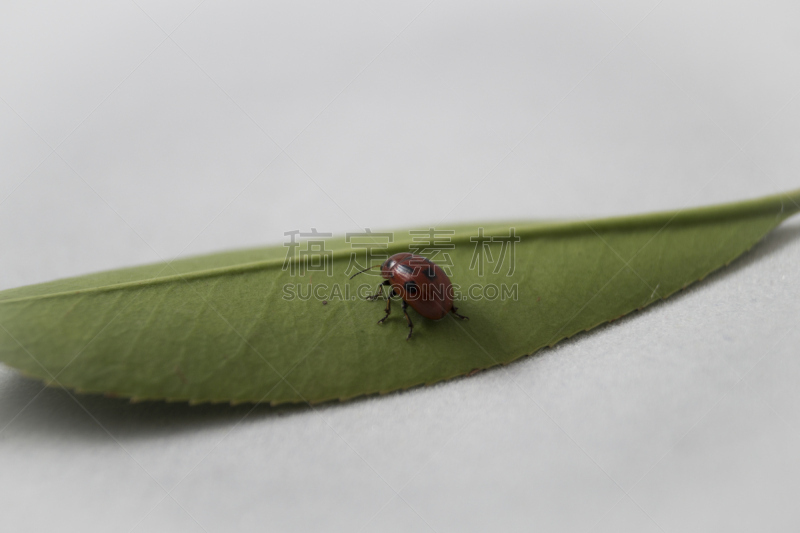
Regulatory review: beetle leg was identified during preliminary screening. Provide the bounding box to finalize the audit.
[402,299,414,340]
[451,306,469,320]
[367,280,390,301]
[377,295,392,324]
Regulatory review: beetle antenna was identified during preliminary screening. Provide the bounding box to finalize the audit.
[349,264,380,279]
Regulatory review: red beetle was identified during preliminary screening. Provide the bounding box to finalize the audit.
[350,252,468,339]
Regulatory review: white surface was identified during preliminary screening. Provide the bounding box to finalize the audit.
[1,1,800,531]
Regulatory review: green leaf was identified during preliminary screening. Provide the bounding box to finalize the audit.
[1,190,798,405]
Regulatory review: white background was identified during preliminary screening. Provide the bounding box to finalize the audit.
[2,1,800,531]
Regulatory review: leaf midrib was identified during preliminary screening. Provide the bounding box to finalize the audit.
[1,189,797,305]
